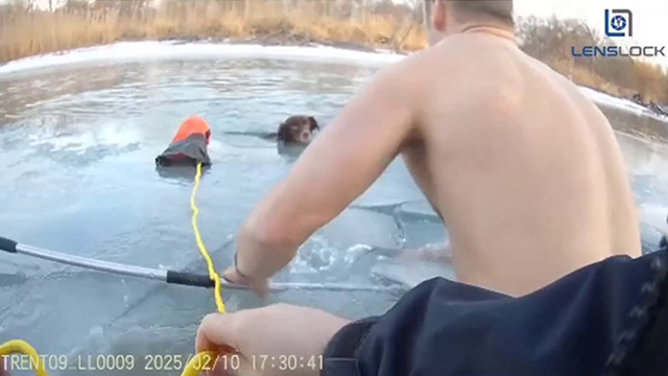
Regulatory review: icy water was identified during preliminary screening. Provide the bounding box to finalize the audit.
[0,55,667,375]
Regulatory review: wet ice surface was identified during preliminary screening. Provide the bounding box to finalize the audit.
[617,132,668,249]
[0,58,445,372]
[0,50,666,374]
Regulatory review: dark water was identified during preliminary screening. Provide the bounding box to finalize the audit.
[0,58,666,375]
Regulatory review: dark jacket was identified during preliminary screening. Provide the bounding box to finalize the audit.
[323,247,668,376]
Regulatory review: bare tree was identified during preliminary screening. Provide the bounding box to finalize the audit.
[64,0,90,14]
[349,0,365,23]
[422,0,431,29]
[8,0,34,13]
[391,0,423,51]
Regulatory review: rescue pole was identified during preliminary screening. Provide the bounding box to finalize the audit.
[0,236,400,293]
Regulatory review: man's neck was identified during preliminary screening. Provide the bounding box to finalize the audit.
[452,23,516,43]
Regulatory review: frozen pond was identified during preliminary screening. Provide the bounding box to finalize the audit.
[0,43,666,375]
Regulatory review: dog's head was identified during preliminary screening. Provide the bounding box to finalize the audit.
[277,116,320,145]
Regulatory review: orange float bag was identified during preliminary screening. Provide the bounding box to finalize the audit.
[155,116,212,167]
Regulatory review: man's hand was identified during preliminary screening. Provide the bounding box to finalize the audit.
[197,304,350,376]
[222,266,269,297]
[0,355,9,376]
[228,58,419,295]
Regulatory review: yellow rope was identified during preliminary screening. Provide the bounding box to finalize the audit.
[0,340,48,376]
[0,162,229,376]
[191,162,227,314]
[179,162,229,376]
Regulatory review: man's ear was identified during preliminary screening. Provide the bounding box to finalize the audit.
[308,116,320,131]
[432,0,447,32]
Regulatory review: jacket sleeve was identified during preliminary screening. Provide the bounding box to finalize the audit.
[321,278,508,376]
[322,248,668,376]
[321,317,380,376]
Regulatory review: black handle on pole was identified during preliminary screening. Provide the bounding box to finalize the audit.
[0,236,18,253]
[166,270,215,288]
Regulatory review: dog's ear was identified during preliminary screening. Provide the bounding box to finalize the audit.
[308,116,320,131]
[277,122,290,142]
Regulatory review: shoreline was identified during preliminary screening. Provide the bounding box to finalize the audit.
[0,39,405,75]
[200,35,384,53]
[1,39,667,144]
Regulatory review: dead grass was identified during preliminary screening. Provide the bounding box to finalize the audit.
[542,51,668,106]
[518,16,668,105]
[0,1,428,65]
[0,2,664,106]
[629,61,668,104]
[550,58,631,98]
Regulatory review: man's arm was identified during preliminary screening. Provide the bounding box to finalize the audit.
[233,59,423,283]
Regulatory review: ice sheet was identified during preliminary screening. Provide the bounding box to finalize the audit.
[0,41,404,76]
[1,41,665,122]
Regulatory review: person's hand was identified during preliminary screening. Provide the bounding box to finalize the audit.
[196,304,351,376]
[222,266,269,297]
[0,356,9,376]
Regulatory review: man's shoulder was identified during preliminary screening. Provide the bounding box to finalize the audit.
[395,45,451,70]
[375,47,456,92]
[386,43,472,86]
[365,51,433,105]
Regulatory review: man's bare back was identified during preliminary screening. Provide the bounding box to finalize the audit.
[223,2,641,298]
[403,29,641,295]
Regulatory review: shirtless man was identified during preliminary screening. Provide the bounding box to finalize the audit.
[199,1,644,373]
[222,0,641,298]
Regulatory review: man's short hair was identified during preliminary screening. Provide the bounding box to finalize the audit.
[447,0,514,27]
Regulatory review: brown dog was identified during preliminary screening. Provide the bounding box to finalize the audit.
[277,116,320,145]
